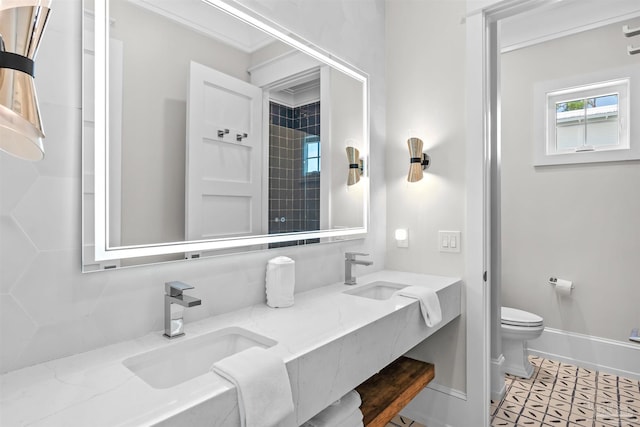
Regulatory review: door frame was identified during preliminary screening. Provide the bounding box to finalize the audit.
[466,0,560,424]
[475,0,640,407]
[259,67,329,235]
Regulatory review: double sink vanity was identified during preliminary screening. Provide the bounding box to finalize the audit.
[0,270,461,426]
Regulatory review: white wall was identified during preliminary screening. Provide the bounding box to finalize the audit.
[385,0,467,393]
[500,21,640,343]
[0,0,386,374]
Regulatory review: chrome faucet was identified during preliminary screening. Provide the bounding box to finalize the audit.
[344,252,373,285]
[164,281,201,339]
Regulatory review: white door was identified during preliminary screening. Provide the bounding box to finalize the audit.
[186,62,263,244]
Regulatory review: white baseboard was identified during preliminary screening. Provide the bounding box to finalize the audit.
[491,355,505,402]
[529,327,640,380]
[400,383,468,427]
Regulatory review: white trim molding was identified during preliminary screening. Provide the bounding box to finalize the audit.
[465,7,492,427]
[500,0,640,53]
[491,354,506,402]
[529,327,640,380]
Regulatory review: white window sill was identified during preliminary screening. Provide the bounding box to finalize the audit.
[533,146,640,166]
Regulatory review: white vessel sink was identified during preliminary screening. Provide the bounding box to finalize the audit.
[123,326,277,389]
[343,281,409,300]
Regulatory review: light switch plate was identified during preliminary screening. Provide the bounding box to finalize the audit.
[439,231,461,253]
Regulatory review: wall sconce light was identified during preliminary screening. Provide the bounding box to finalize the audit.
[0,0,51,161]
[346,146,364,186]
[407,137,430,182]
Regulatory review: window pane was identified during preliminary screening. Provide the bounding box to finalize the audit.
[555,99,585,150]
[556,99,585,112]
[306,158,319,173]
[307,142,319,158]
[303,136,320,175]
[556,124,584,150]
[586,94,618,147]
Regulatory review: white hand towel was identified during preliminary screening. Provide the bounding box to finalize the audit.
[302,391,362,427]
[266,256,295,308]
[397,285,442,327]
[335,409,363,427]
[212,347,294,427]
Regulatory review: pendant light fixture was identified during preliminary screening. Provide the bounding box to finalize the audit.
[0,0,52,161]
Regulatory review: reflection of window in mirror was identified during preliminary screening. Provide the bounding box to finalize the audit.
[304,135,321,175]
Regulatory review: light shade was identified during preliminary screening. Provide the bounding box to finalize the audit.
[0,0,51,161]
[407,137,430,182]
[346,146,362,186]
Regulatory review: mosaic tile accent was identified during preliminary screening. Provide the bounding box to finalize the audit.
[491,356,640,427]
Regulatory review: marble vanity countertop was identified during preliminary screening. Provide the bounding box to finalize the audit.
[0,270,461,427]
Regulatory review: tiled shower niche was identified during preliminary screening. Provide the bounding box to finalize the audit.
[269,101,321,248]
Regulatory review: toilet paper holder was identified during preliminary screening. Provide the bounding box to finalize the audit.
[548,277,574,289]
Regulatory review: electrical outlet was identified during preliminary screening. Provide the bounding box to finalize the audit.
[439,231,461,253]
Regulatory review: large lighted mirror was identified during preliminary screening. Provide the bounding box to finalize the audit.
[82,0,369,271]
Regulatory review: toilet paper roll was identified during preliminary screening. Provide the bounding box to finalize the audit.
[555,279,573,296]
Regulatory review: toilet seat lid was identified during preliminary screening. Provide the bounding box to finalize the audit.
[502,307,543,327]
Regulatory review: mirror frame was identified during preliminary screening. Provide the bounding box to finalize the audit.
[91,0,370,262]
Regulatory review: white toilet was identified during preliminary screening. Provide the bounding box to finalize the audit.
[501,307,544,379]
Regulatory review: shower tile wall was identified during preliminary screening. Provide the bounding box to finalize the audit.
[269,101,321,247]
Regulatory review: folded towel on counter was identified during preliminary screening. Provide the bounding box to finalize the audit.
[265,256,296,308]
[397,285,442,327]
[302,390,362,427]
[335,408,363,427]
[212,347,294,427]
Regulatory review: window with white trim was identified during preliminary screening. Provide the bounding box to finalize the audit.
[546,79,629,156]
[532,66,640,167]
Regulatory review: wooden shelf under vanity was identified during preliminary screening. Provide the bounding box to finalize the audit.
[356,356,435,427]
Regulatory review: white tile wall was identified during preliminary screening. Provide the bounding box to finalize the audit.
[13,177,80,251]
[0,156,38,216]
[0,0,386,374]
[0,216,37,293]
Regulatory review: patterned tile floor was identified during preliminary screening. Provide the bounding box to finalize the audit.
[387,356,639,427]
[491,356,640,427]
[387,414,426,427]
